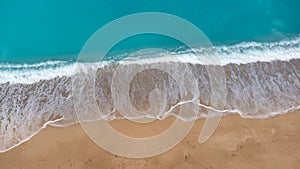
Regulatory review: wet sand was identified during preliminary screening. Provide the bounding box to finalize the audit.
[0,110,299,169]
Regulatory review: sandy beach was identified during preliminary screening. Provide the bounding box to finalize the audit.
[0,110,299,169]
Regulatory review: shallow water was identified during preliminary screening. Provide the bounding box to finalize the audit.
[0,47,299,152]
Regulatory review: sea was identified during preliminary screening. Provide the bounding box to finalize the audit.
[0,0,300,152]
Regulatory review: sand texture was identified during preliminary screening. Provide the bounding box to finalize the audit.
[0,110,299,169]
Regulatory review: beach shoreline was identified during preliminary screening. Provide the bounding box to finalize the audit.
[0,110,299,169]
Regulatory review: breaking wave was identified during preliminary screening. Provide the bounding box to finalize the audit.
[0,37,300,152]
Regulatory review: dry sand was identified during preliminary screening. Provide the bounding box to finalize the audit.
[0,110,300,169]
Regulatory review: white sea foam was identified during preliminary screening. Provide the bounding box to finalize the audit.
[0,37,300,153]
[0,61,76,84]
[1,36,300,84]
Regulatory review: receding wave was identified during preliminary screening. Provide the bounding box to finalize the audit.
[0,38,300,152]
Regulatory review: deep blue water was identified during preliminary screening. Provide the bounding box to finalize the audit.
[0,0,300,63]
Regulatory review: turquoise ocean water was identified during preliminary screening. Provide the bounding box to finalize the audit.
[0,0,300,63]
